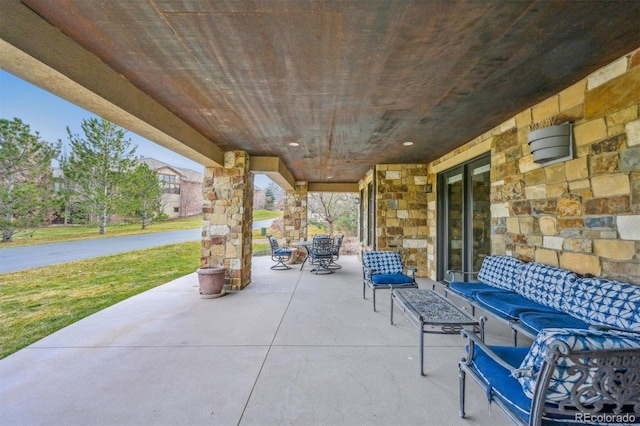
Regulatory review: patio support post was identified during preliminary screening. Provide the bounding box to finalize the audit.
[283,181,308,245]
[201,151,253,290]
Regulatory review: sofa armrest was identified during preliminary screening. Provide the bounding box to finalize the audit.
[405,266,417,279]
[513,328,640,407]
[362,265,378,280]
[446,269,479,283]
[363,265,378,274]
[529,336,640,421]
[460,330,516,371]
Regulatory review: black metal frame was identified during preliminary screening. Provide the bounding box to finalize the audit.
[268,235,292,270]
[328,234,343,270]
[309,236,334,275]
[391,289,485,376]
[436,154,490,282]
[459,330,640,425]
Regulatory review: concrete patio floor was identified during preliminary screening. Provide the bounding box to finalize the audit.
[0,255,522,426]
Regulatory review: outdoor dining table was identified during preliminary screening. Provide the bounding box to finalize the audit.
[291,241,313,270]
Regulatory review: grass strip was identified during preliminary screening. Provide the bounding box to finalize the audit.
[252,210,282,221]
[0,241,200,359]
[3,217,203,247]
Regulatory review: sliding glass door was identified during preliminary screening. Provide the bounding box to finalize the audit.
[437,155,490,282]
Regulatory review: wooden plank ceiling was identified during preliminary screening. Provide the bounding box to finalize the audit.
[18,0,640,183]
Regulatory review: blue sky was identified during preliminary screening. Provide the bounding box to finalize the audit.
[0,70,272,188]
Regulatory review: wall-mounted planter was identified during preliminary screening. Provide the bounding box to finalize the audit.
[527,123,573,165]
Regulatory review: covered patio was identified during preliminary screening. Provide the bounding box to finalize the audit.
[0,256,521,425]
[1,2,639,423]
[2,1,639,288]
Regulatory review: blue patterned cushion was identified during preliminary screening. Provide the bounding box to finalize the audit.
[565,278,640,332]
[371,273,414,285]
[514,262,577,311]
[512,328,640,403]
[475,291,557,321]
[477,256,523,291]
[470,345,533,422]
[517,311,590,336]
[448,281,509,300]
[362,251,403,275]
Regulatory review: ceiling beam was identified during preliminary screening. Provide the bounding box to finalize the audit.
[250,156,295,191]
[250,157,358,192]
[307,182,359,193]
[0,0,224,167]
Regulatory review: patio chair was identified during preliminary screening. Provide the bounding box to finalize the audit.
[268,235,292,270]
[362,250,417,311]
[328,234,344,270]
[459,328,640,425]
[309,236,334,275]
[308,234,329,266]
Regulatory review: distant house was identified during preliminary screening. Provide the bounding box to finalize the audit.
[139,157,203,219]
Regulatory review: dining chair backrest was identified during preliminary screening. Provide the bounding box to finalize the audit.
[332,235,343,255]
[311,236,333,258]
[268,236,281,253]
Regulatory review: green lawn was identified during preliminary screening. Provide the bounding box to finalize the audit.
[3,217,203,247]
[3,211,283,248]
[253,209,282,221]
[0,208,310,359]
[0,241,200,359]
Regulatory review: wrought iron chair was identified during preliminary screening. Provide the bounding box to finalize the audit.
[267,235,292,270]
[309,236,334,275]
[362,250,417,311]
[459,328,640,425]
[308,234,329,266]
[328,234,344,270]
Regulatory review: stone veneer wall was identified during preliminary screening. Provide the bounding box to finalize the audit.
[201,151,253,289]
[283,181,308,245]
[375,164,429,276]
[428,48,640,284]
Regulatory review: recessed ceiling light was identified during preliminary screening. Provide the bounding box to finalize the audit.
[403,141,414,146]
[289,142,300,147]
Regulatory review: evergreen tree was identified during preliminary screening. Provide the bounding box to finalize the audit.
[119,162,164,229]
[61,118,136,234]
[264,187,276,210]
[0,118,60,242]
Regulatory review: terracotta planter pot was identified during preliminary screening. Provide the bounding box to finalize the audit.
[197,266,226,298]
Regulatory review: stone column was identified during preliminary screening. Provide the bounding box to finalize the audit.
[375,164,429,276]
[201,151,253,290]
[283,181,308,246]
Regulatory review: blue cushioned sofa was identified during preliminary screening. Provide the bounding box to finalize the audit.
[444,255,640,345]
[448,256,640,424]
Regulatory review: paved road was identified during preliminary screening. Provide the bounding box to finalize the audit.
[0,229,201,274]
[252,218,274,230]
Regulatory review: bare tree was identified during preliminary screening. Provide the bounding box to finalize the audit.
[307,193,358,236]
[179,181,202,217]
